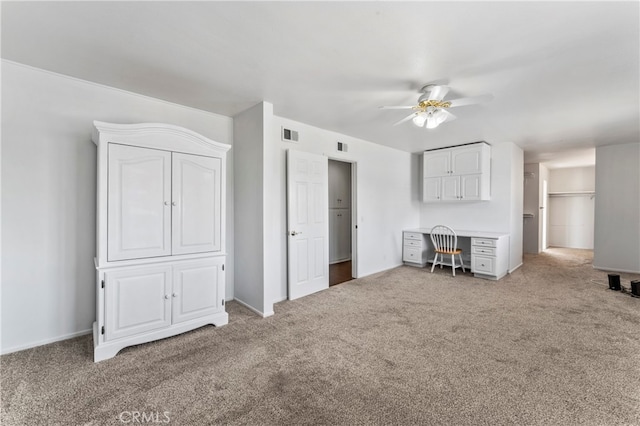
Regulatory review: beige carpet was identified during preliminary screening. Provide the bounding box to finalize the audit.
[2,248,639,425]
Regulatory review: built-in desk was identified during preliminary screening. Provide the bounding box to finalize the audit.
[403,228,510,280]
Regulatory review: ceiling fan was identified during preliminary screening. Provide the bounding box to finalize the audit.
[380,84,492,129]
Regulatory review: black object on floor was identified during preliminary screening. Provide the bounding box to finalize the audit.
[631,280,640,297]
[608,274,621,291]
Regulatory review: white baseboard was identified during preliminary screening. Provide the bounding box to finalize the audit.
[1,329,92,356]
[592,264,640,274]
[233,297,274,318]
[509,263,523,274]
[272,295,287,304]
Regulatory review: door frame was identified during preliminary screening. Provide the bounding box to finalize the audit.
[327,157,358,279]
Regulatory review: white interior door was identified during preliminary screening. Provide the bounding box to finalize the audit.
[287,149,329,300]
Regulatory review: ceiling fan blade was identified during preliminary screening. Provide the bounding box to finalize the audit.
[379,106,415,110]
[427,85,450,101]
[447,94,493,108]
[393,112,417,126]
[441,109,457,122]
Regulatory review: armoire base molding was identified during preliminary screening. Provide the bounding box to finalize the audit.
[93,312,228,362]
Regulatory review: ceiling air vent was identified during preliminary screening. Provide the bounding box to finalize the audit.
[281,127,299,143]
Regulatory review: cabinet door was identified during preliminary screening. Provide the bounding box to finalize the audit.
[107,144,172,261]
[172,258,224,324]
[423,177,442,202]
[104,266,172,341]
[172,153,222,255]
[461,174,482,200]
[451,145,483,175]
[441,176,460,201]
[329,210,339,263]
[423,151,451,177]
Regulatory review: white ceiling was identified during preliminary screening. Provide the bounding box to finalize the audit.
[2,2,638,168]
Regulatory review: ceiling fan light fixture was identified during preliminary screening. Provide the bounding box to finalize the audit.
[425,116,440,129]
[412,112,427,127]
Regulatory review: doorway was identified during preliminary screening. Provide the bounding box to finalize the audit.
[328,159,356,286]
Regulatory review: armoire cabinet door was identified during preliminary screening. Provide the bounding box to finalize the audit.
[171,153,222,255]
[172,258,224,324]
[104,265,172,341]
[108,144,172,261]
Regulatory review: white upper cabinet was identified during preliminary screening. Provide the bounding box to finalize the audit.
[451,145,486,175]
[422,142,491,203]
[171,153,222,255]
[423,150,451,177]
[108,144,172,261]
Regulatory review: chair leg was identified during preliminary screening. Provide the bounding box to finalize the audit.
[430,253,438,273]
[451,254,455,276]
[459,254,465,273]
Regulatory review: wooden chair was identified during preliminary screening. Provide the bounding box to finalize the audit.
[430,225,465,276]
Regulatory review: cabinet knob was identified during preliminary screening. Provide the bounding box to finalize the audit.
[164,201,170,206]
[290,231,302,236]
[172,293,177,298]
[164,294,170,300]
[171,201,177,206]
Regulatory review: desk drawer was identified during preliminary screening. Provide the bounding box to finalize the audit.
[403,247,422,263]
[472,255,496,274]
[404,232,423,241]
[404,239,423,248]
[472,246,496,256]
[471,238,497,248]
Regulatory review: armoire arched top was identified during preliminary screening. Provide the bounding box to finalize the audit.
[92,121,231,157]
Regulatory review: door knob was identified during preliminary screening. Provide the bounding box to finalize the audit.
[290,231,302,236]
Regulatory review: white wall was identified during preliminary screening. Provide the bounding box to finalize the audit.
[538,164,549,251]
[509,144,524,271]
[549,166,595,192]
[270,117,420,302]
[523,163,540,253]
[232,103,266,315]
[419,142,523,271]
[1,61,234,354]
[523,163,550,253]
[594,143,640,273]
[548,166,595,249]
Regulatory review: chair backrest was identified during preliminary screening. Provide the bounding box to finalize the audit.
[430,225,458,252]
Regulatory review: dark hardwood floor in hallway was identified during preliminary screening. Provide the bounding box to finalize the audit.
[330,260,353,286]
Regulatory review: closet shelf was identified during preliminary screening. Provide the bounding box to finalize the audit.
[548,191,595,197]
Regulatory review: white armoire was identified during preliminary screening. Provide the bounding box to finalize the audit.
[92,122,230,362]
